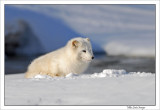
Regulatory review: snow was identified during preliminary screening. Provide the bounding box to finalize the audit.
[5,5,155,57]
[91,69,127,78]
[5,69,155,105]
[33,74,52,79]
[4,5,156,105]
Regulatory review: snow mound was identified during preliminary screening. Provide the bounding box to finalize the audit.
[34,74,52,79]
[33,69,153,79]
[91,69,126,78]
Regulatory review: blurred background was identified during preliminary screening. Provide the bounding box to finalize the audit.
[5,4,155,74]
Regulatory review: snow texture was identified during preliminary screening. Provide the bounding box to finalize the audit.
[5,69,155,105]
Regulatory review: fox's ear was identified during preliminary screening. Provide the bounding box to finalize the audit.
[86,38,90,41]
[72,40,79,48]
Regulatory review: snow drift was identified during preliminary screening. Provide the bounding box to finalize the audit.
[5,5,155,57]
[5,5,105,56]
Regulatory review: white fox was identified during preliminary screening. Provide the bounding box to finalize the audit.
[25,37,94,78]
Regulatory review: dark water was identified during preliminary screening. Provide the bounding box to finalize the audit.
[5,55,155,74]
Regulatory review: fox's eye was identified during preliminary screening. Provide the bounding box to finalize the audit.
[82,50,86,53]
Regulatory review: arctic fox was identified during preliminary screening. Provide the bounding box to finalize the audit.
[25,37,94,78]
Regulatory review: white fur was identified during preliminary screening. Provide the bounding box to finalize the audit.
[25,37,94,78]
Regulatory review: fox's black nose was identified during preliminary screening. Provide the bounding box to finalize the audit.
[92,56,94,59]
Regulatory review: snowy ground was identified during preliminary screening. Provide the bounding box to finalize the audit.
[5,69,155,105]
[3,3,156,107]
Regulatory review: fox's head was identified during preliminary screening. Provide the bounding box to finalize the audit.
[67,37,94,62]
